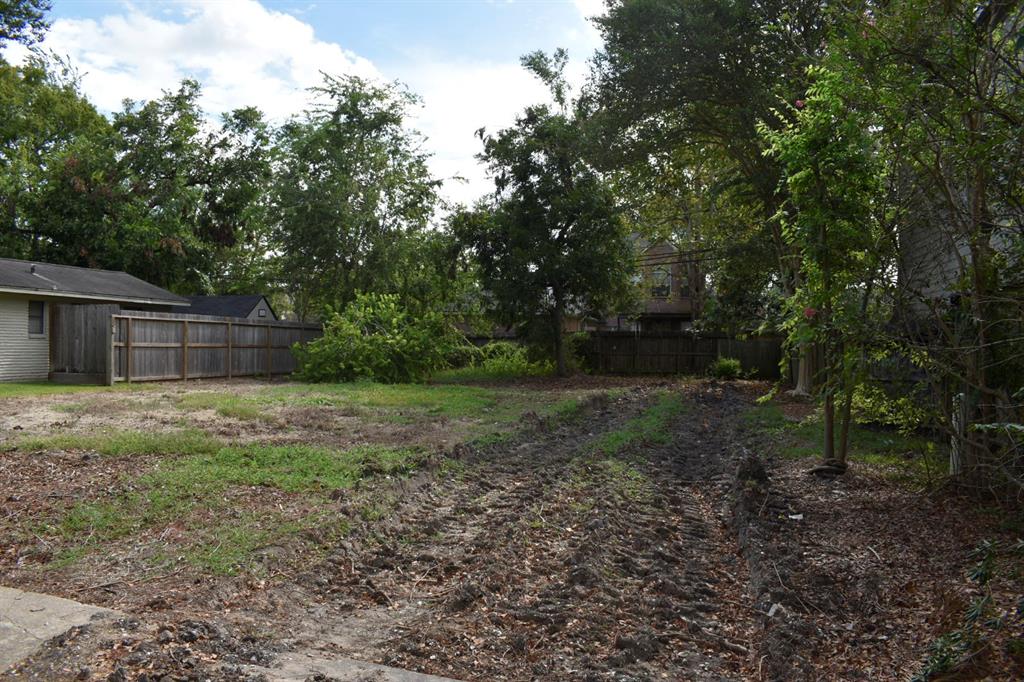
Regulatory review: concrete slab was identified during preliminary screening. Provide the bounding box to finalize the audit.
[0,586,116,673]
[246,651,462,682]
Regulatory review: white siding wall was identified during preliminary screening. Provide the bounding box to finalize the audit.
[0,296,50,381]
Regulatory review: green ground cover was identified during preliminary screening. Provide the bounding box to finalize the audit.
[742,402,945,485]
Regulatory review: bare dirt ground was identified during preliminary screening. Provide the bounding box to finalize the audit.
[1,379,1021,681]
[2,380,756,681]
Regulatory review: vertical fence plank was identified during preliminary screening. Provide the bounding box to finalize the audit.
[126,317,133,383]
[226,321,233,379]
[182,320,189,380]
[265,326,272,379]
[105,317,115,386]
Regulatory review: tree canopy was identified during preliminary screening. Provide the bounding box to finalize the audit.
[458,54,635,375]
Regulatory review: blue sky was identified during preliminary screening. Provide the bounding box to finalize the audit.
[8,0,605,204]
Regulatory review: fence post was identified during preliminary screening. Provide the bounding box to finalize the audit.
[182,320,189,380]
[633,329,639,373]
[126,317,133,383]
[226,321,233,379]
[105,315,115,386]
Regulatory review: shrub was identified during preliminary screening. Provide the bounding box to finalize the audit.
[437,341,553,381]
[295,293,466,383]
[475,342,551,375]
[708,356,743,380]
[852,383,932,434]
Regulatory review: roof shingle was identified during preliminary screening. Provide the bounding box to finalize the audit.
[0,258,188,305]
[180,295,272,319]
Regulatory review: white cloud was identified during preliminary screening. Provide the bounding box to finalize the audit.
[25,0,379,117]
[572,0,606,48]
[403,59,551,207]
[0,0,600,206]
[573,0,607,20]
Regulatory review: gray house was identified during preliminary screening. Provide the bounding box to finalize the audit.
[0,258,187,382]
[181,295,277,321]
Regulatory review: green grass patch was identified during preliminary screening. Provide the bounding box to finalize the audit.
[144,444,424,502]
[596,457,653,501]
[260,381,587,439]
[58,500,136,542]
[432,363,553,383]
[742,403,945,485]
[181,511,340,575]
[592,392,687,455]
[47,545,90,570]
[266,382,500,418]
[741,403,790,432]
[45,438,423,569]
[468,431,515,448]
[551,397,584,420]
[185,518,279,575]
[16,428,221,457]
[178,508,352,576]
[175,392,274,422]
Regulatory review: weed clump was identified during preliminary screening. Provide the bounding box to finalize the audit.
[708,357,743,380]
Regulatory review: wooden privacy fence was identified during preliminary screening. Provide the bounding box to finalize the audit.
[109,313,321,384]
[582,332,784,378]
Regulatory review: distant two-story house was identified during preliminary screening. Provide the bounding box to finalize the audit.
[589,238,705,332]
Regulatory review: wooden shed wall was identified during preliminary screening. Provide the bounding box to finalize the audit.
[50,303,120,377]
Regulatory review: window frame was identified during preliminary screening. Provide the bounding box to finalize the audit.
[650,266,672,299]
[27,300,46,337]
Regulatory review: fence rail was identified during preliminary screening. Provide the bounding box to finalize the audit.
[582,332,783,378]
[109,313,321,384]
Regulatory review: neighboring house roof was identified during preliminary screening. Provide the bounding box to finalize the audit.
[0,258,188,306]
[182,295,274,319]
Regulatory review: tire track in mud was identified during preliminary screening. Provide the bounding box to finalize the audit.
[285,383,756,681]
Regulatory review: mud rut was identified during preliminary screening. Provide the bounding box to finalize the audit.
[265,383,755,681]
[6,383,758,682]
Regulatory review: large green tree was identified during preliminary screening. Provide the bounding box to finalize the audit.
[271,75,440,320]
[0,56,113,261]
[0,0,49,46]
[591,0,835,390]
[761,67,889,473]
[823,0,1024,490]
[460,53,635,375]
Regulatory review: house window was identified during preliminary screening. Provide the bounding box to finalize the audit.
[258,308,267,318]
[28,301,45,336]
[650,267,671,298]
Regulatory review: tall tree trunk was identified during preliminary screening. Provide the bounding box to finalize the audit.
[793,343,814,395]
[767,192,813,396]
[836,384,854,467]
[961,104,993,489]
[552,297,568,377]
[823,383,836,463]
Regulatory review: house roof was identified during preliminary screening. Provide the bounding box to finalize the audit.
[0,258,189,306]
[181,295,273,319]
